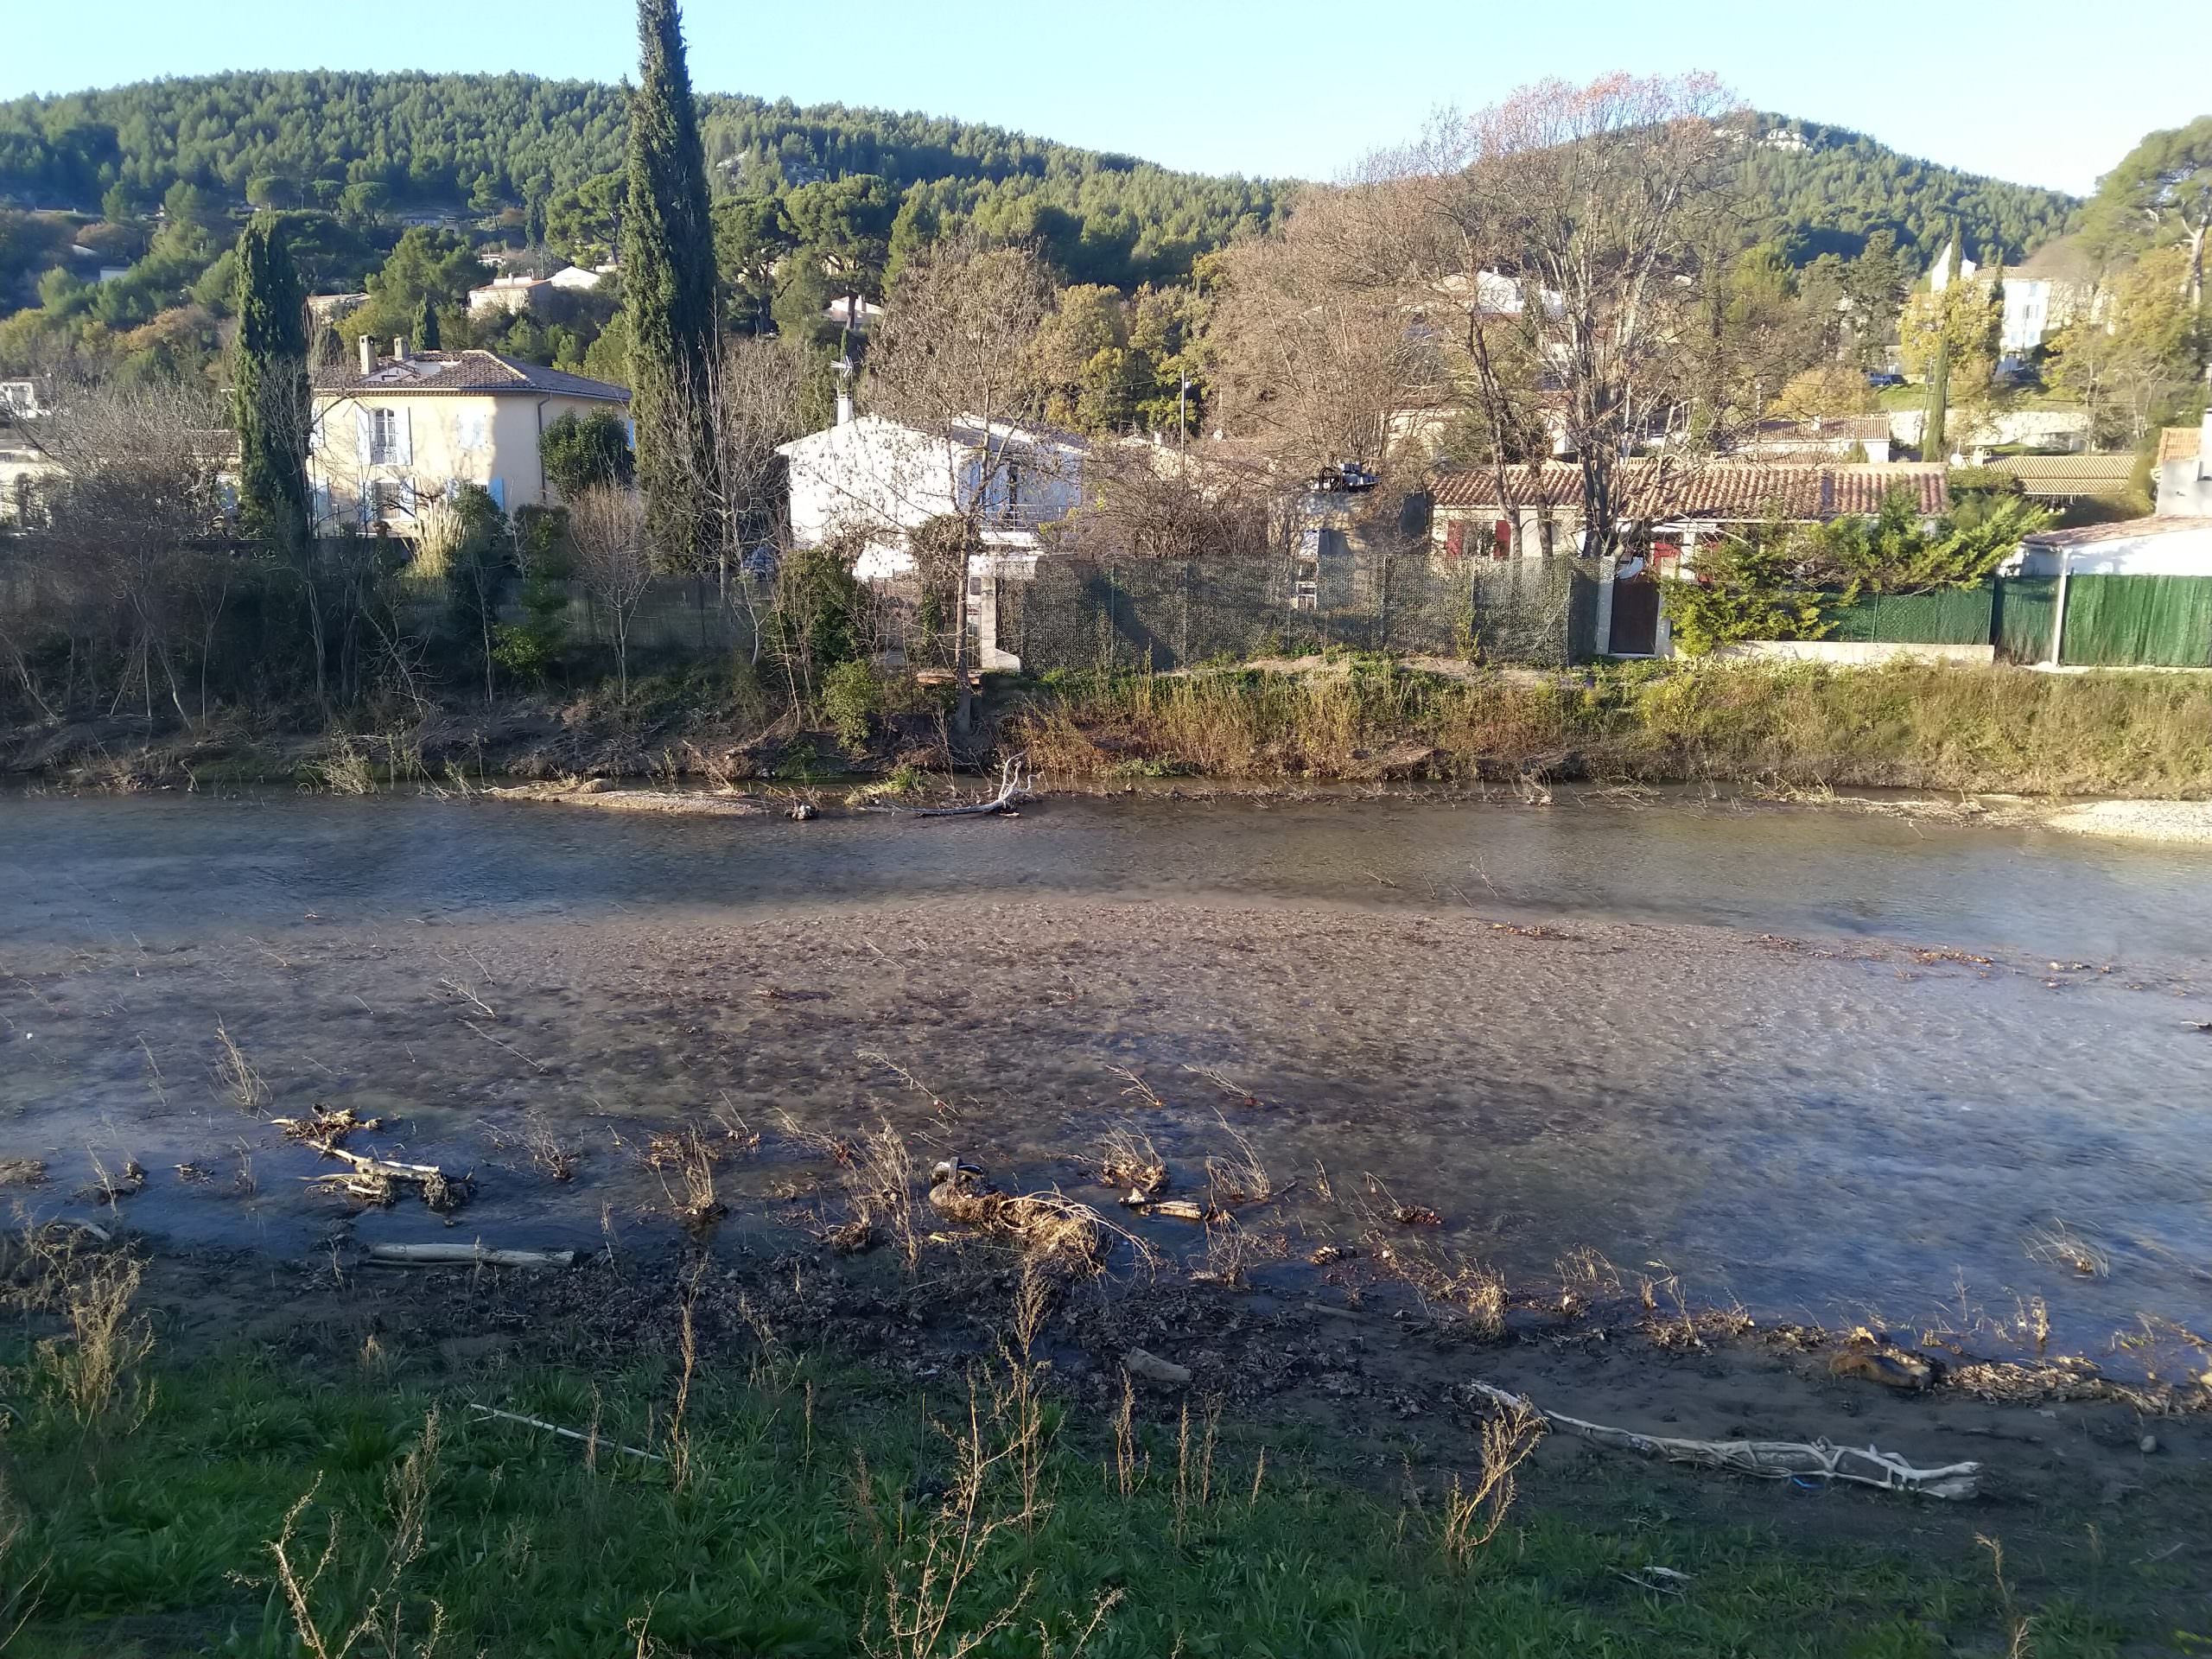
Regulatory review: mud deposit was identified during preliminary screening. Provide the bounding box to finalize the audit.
[8,787,2212,1341]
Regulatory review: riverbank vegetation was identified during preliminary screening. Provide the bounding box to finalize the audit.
[1018,658,2212,798]
[0,1226,2170,1657]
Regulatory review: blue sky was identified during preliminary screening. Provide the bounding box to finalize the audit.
[3,0,2195,198]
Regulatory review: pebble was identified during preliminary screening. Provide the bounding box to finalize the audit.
[2139,1433,2158,1454]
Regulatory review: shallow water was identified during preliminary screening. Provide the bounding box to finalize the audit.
[3,788,2209,1368]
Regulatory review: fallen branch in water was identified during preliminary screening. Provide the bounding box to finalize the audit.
[303,1143,474,1212]
[367,1243,573,1269]
[894,756,1037,819]
[1463,1380,1982,1500]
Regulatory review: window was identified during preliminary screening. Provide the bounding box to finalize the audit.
[368,408,402,464]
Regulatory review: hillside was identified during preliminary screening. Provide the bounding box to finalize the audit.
[0,76,2083,289]
[0,71,1281,289]
[1744,114,2079,264]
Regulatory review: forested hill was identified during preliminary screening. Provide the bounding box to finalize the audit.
[0,74,2079,283]
[0,71,1282,288]
[1744,115,2078,264]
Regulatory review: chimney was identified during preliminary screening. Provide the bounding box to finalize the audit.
[393,335,410,364]
[358,334,376,376]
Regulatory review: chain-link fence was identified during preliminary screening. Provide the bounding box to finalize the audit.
[995,551,1600,672]
[389,573,761,667]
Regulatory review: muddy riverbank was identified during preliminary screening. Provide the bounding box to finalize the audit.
[7,786,2212,1642]
[6,791,2210,1360]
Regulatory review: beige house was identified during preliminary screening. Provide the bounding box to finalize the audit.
[309,340,629,531]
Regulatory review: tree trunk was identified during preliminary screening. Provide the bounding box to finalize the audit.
[952,538,974,736]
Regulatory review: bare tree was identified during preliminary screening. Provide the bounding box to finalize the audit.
[1448,75,1745,557]
[1205,190,1433,483]
[698,333,806,661]
[27,376,232,725]
[568,485,653,701]
[1052,440,1293,563]
[863,235,1057,734]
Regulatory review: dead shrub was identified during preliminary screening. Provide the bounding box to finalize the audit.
[521,1112,582,1182]
[264,1409,448,1659]
[1440,1402,1545,1565]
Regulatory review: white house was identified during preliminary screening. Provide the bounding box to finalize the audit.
[548,263,618,292]
[2010,515,2212,579]
[2156,410,2211,518]
[467,275,553,316]
[776,408,1086,582]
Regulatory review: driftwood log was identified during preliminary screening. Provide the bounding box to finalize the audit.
[367,1243,574,1268]
[1465,1380,1982,1500]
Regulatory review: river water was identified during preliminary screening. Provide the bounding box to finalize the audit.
[3,787,2209,1367]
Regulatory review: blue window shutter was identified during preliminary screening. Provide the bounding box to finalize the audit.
[487,478,506,510]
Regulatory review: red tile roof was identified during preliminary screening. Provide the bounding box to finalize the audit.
[1428,461,1948,520]
[312,349,629,402]
[2158,426,2202,466]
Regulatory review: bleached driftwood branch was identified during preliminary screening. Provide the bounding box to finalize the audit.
[902,756,1037,818]
[367,1243,574,1268]
[1465,1380,1982,1500]
[467,1402,664,1463]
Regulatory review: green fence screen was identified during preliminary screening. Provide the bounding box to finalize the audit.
[2058,575,2212,668]
[1993,577,2058,663]
[1824,586,1995,645]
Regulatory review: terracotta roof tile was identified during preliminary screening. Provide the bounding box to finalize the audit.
[2158,426,2202,465]
[312,349,629,402]
[1429,461,1947,520]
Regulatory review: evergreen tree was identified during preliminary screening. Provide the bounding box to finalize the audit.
[623,0,721,571]
[230,214,309,550]
[1923,227,1957,459]
[412,295,442,352]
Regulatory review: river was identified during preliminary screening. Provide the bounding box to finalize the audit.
[3,787,2209,1369]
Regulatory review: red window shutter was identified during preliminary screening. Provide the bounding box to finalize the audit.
[1445,519,1464,559]
[1493,519,1512,559]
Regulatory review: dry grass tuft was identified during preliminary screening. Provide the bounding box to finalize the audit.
[25,1239,156,1427]
[646,1125,728,1236]
[213,1021,269,1113]
[2024,1221,2110,1279]
[266,1409,449,1659]
[1091,1128,1166,1198]
[75,1154,147,1207]
[0,1160,44,1187]
[842,1122,923,1271]
[1204,1117,1277,1208]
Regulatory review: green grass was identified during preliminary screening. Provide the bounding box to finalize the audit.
[1,1342,2150,1658]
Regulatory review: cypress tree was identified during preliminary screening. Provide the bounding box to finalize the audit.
[1923,226,1957,460]
[623,0,722,570]
[231,215,310,550]
[412,296,442,352]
